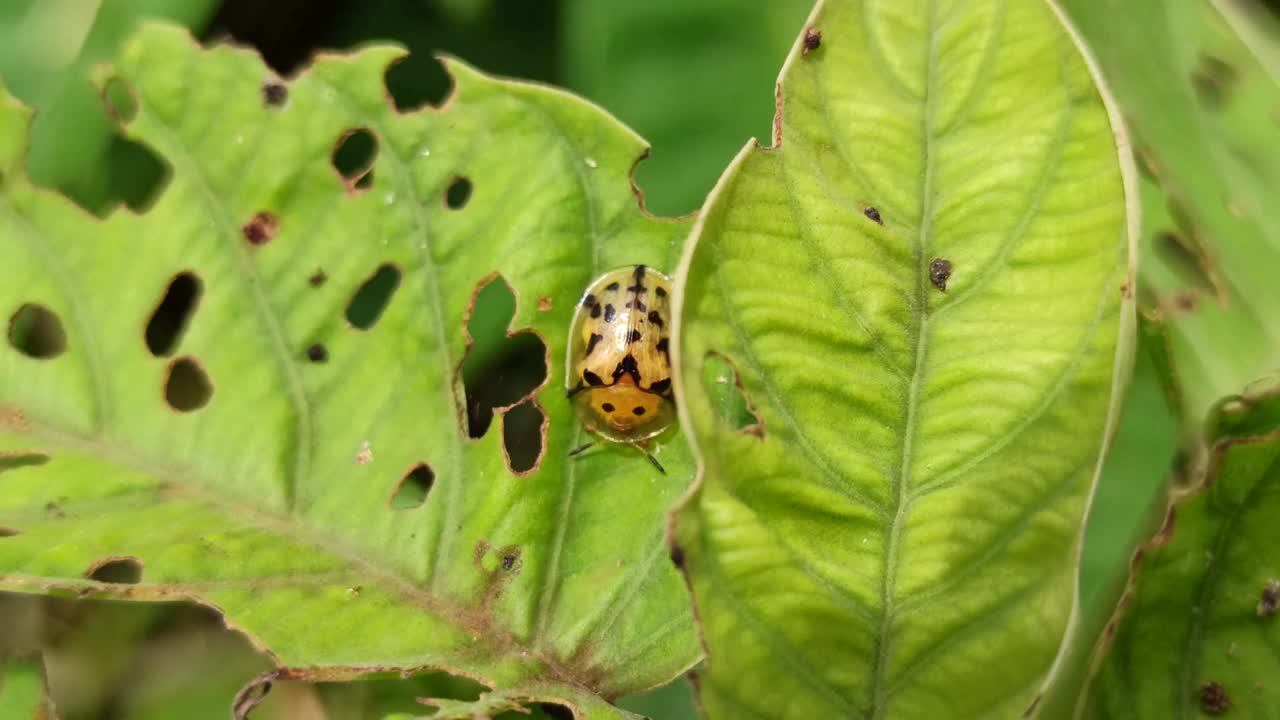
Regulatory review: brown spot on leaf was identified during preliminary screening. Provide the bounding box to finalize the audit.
[305,343,328,363]
[262,81,287,107]
[1258,579,1280,617]
[802,27,822,55]
[0,527,20,537]
[242,211,279,246]
[537,296,553,312]
[308,269,327,287]
[929,258,952,291]
[864,205,882,225]
[1199,681,1230,715]
[670,542,685,568]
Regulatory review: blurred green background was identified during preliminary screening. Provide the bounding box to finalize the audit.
[1,0,1274,717]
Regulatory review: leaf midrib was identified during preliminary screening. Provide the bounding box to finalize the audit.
[869,0,941,716]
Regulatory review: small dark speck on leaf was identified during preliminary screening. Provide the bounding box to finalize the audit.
[308,269,327,287]
[501,553,517,571]
[306,343,328,363]
[1200,681,1230,715]
[864,205,882,225]
[929,258,952,292]
[262,81,287,107]
[1258,579,1280,617]
[803,27,822,55]
[242,211,279,246]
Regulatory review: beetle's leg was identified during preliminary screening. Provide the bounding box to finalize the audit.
[635,444,666,474]
[568,441,598,457]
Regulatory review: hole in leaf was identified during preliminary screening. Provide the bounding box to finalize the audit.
[332,128,377,191]
[390,463,434,509]
[145,272,202,357]
[105,135,171,212]
[533,703,576,720]
[346,264,402,330]
[8,304,67,359]
[460,275,548,439]
[702,351,763,437]
[445,176,472,209]
[502,400,545,475]
[242,211,279,246]
[385,55,452,112]
[0,527,19,537]
[164,357,213,412]
[85,556,143,584]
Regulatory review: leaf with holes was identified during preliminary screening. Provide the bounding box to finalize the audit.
[1082,376,1280,719]
[669,1,1135,718]
[1059,0,1280,432]
[0,23,698,717]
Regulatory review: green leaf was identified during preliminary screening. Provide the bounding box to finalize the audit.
[0,23,699,715]
[0,656,50,720]
[1059,0,1280,431]
[670,1,1134,718]
[1083,377,1280,719]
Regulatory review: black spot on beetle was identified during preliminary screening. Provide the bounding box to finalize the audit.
[605,282,620,292]
[655,286,667,298]
[632,406,646,416]
[803,27,822,55]
[262,81,288,107]
[613,354,641,384]
[590,303,602,319]
[649,378,671,395]
[633,265,646,281]
[929,258,952,291]
[585,333,604,355]
[627,284,646,293]
[306,343,328,363]
[603,304,616,323]
[581,294,596,308]
[583,370,604,386]
[627,329,643,344]
[1199,681,1230,715]
[864,205,882,225]
[602,402,615,412]
[647,310,664,328]
[627,300,647,312]
[656,337,670,362]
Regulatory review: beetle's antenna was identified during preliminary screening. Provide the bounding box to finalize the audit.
[568,441,597,457]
